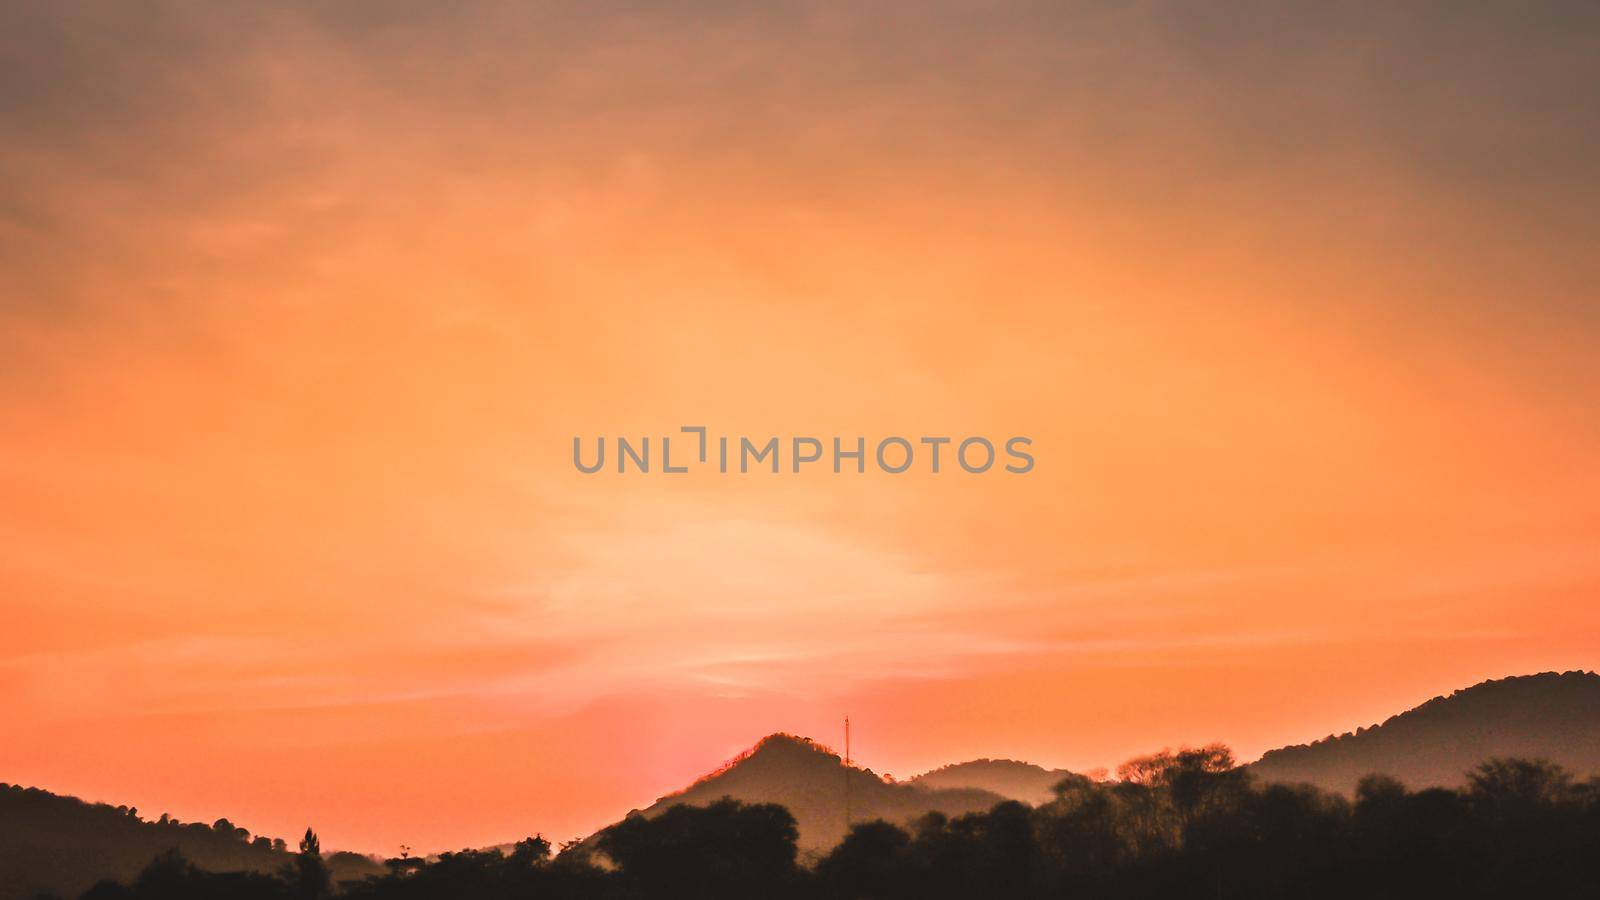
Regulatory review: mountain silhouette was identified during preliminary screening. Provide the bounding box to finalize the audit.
[0,783,381,900]
[618,734,1006,857]
[11,670,1600,893]
[622,673,1600,854]
[907,758,1079,805]
[1251,671,1600,793]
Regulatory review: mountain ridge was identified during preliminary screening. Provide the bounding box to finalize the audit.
[9,670,1600,894]
[0,783,381,900]
[618,734,1008,856]
[1249,670,1600,792]
[613,671,1600,854]
[906,758,1080,805]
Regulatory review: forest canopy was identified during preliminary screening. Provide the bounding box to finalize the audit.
[61,749,1600,900]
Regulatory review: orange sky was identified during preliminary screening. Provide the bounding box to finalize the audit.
[2,1,1599,855]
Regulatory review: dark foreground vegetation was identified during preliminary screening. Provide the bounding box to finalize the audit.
[62,749,1600,900]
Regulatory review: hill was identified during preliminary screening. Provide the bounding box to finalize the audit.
[621,734,1008,857]
[1251,670,1600,793]
[907,758,1079,805]
[0,783,381,900]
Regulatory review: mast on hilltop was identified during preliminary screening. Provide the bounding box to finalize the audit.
[843,716,852,833]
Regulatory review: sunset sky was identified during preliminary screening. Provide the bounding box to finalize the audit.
[2,1,1598,855]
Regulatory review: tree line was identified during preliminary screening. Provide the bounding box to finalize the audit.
[66,747,1600,899]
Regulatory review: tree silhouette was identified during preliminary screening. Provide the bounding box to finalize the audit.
[598,798,804,899]
[37,751,1600,899]
[815,820,910,898]
[283,828,330,899]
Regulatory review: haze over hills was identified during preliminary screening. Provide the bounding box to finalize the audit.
[8,670,1600,894]
[906,758,1080,806]
[0,783,381,900]
[621,673,1600,853]
[1250,671,1600,793]
[619,734,1007,856]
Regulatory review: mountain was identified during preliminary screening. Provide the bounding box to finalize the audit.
[0,783,382,900]
[15,670,1600,891]
[907,759,1079,806]
[612,673,1600,855]
[619,734,1008,857]
[1251,671,1600,794]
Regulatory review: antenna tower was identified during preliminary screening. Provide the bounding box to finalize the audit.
[843,716,852,833]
